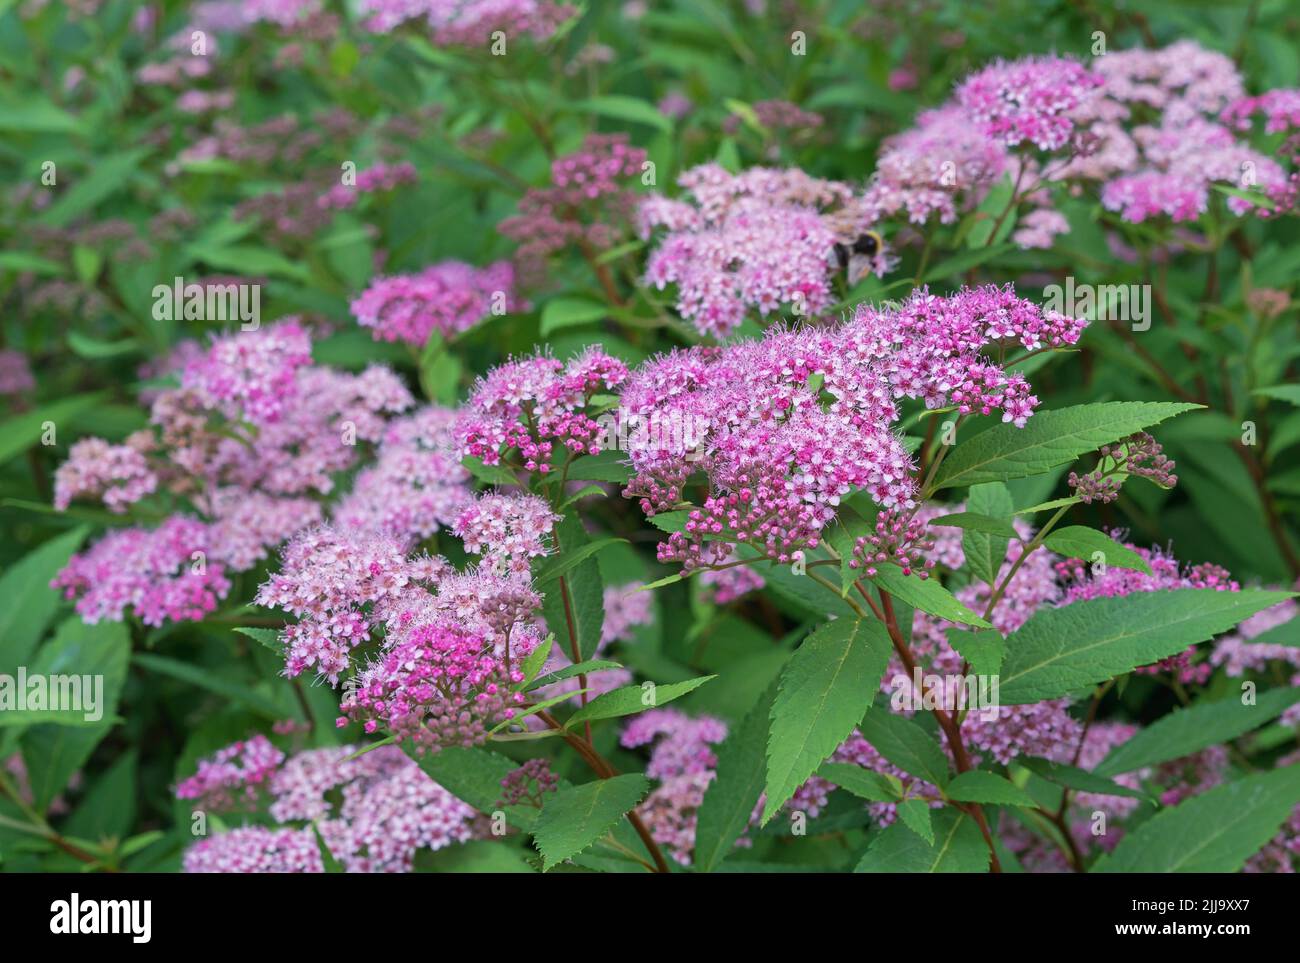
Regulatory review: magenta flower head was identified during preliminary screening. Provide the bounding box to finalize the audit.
[620,285,1086,572]
[351,260,521,347]
[956,55,1102,152]
[456,347,629,479]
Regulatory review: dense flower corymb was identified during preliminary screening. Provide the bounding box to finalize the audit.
[620,286,1086,570]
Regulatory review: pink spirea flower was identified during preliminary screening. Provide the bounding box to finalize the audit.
[1224,88,1300,134]
[332,405,472,548]
[500,134,647,264]
[51,517,233,626]
[351,260,519,347]
[862,106,1009,226]
[183,826,322,873]
[181,321,313,426]
[0,349,35,396]
[956,56,1102,152]
[358,0,576,45]
[456,348,629,477]
[54,436,158,513]
[175,735,286,811]
[620,709,728,865]
[319,162,417,210]
[255,526,415,682]
[640,164,881,337]
[180,742,479,873]
[455,493,559,572]
[620,286,1084,571]
[700,559,766,603]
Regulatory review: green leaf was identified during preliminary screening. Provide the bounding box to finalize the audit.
[1095,688,1300,776]
[535,537,627,587]
[931,511,1018,538]
[1254,384,1300,407]
[532,774,651,871]
[40,150,150,228]
[64,750,137,843]
[564,450,632,483]
[411,745,540,830]
[922,243,1015,283]
[647,510,691,533]
[870,564,991,628]
[857,708,951,788]
[1043,526,1153,574]
[961,483,1014,587]
[232,626,282,654]
[572,95,672,132]
[67,331,139,359]
[542,514,606,662]
[313,825,345,873]
[1095,766,1300,873]
[999,589,1296,704]
[945,770,1036,808]
[762,618,892,823]
[0,252,65,276]
[931,402,1200,492]
[896,799,935,843]
[1013,495,1081,516]
[0,526,89,674]
[816,763,903,802]
[1015,757,1151,802]
[132,653,285,719]
[945,628,1005,677]
[19,619,130,811]
[525,659,622,692]
[0,392,109,466]
[540,297,607,335]
[461,455,517,487]
[517,635,554,687]
[186,244,309,281]
[694,680,780,872]
[855,810,988,872]
[566,675,715,728]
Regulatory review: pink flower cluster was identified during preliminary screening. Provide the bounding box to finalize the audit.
[639,164,881,337]
[620,709,728,865]
[175,734,285,811]
[181,320,313,426]
[456,348,628,477]
[255,526,416,682]
[500,134,647,265]
[52,325,412,628]
[332,406,472,548]
[351,260,519,347]
[956,56,1102,152]
[359,0,576,45]
[454,492,559,573]
[620,286,1085,571]
[864,41,1298,253]
[0,349,34,397]
[180,741,480,873]
[319,162,417,210]
[54,435,158,513]
[51,517,233,627]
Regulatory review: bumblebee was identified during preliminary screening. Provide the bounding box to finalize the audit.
[832,230,883,286]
